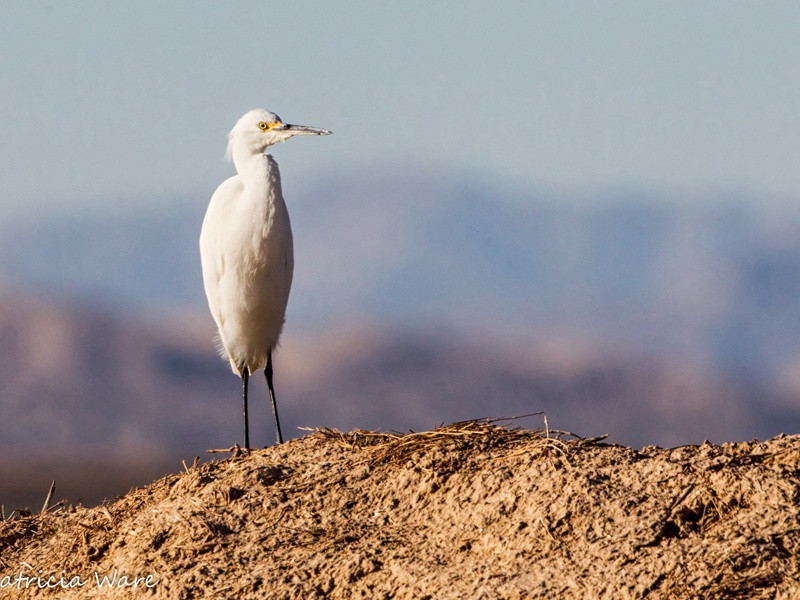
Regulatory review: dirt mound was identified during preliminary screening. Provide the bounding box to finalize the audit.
[1,421,799,599]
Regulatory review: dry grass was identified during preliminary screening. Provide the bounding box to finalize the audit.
[313,415,609,465]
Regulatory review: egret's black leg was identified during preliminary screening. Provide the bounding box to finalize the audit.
[265,352,284,444]
[240,363,250,450]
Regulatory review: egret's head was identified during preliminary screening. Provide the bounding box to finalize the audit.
[226,108,331,161]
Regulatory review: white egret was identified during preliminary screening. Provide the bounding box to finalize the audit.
[200,108,331,448]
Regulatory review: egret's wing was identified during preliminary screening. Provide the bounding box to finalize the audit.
[199,176,243,325]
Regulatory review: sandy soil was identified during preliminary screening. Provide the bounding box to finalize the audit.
[1,421,799,599]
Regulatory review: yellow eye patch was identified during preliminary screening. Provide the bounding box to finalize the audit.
[258,121,281,132]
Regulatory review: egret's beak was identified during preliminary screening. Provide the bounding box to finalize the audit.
[279,123,332,137]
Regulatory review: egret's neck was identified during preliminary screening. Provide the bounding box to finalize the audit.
[232,149,281,195]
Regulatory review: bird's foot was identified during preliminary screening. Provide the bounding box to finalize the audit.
[206,444,250,458]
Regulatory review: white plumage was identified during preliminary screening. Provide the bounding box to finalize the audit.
[199,108,331,447]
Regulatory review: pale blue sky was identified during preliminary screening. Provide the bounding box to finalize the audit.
[2,1,800,216]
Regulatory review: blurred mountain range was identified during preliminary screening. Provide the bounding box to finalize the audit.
[6,175,800,379]
[2,173,800,507]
